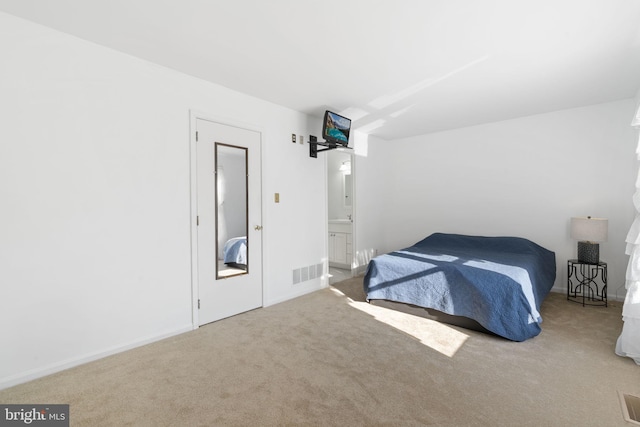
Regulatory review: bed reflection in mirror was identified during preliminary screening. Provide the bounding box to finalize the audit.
[216,143,248,279]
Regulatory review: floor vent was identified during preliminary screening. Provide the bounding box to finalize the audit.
[620,392,640,425]
[292,263,324,285]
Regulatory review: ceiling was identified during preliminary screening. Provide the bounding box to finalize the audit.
[1,0,640,140]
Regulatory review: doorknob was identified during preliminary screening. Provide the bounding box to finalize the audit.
[254,225,263,231]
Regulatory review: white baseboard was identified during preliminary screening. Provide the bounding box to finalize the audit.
[0,324,193,391]
[264,281,325,307]
[550,286,565,295]
[550,285,625,302]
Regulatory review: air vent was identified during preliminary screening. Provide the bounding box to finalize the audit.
[619,392,640,425]
[293,263,324,285]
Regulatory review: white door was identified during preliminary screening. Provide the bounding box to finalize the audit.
[196,118,262,325]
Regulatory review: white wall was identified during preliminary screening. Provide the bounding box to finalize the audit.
[352,132,389,271]
[356,100,638,296]
[0,12,326,388]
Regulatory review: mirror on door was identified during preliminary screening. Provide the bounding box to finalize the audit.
[343,173,352,208]
[216,143,248,279]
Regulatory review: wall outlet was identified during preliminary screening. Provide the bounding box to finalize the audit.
[291,133,296,143]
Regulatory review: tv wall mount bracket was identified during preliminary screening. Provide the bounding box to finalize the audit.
[308,135,352,158]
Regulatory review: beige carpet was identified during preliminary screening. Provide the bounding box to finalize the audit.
[1,276,639,426]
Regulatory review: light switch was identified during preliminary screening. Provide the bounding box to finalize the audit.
[275,193,280,203]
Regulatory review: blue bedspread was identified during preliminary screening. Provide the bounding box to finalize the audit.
[363,233,556,341]
[223,236,247,266]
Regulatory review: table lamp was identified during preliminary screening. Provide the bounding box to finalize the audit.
[570,216,608,264]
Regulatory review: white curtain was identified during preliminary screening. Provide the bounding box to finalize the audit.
[615,104,640,364]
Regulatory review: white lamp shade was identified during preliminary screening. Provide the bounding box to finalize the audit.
[570,217,608,242]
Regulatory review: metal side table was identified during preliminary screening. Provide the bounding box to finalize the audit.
[567,259,607,307]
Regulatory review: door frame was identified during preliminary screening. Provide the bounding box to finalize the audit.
[189,110,264,329]
[326,149,356,273]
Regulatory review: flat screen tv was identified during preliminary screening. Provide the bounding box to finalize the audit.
[322,110,351,147]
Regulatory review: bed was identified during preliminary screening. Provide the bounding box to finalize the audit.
[223,236,247,270]
[363,233,556,341]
